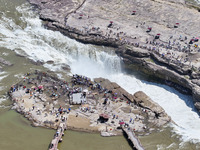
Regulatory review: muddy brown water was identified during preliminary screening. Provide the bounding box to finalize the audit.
[0,0,200,150]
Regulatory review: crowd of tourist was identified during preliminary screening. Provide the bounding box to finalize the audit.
[66,12,200,72]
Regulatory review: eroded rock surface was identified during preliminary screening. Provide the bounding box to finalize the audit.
[27,0,200,112]
[94,78,171,127]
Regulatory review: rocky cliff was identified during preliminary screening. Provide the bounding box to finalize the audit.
[27,0,200,112]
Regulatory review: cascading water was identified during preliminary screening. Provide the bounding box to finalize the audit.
[196,0,200,4]
[1,3,200,146]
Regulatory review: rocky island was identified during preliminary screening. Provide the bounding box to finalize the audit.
[9,70,170,149]
[27,0,200,112]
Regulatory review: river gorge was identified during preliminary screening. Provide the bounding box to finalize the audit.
[1,0,200,149]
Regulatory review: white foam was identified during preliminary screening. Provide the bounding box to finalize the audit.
[157,144,165,150]
[0,94,7,105]
[166,143,176,149]
[0,74,7,81]
[1,3,200,143]
[69,54,200,143]
[0,72,8,85]
[196,0,200,4]
[108,74,200,143]
[0,95,8,105]
[0,105,10,109]
[0,72,8,104]
[14,73,25,79]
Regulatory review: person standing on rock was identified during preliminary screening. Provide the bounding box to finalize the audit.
[130,118,132,123]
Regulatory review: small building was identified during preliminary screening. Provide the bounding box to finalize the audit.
[131,11,136,15]
[107,21,113,28]
[98,113,109,123]
[146,27,152,33]
[155,33,161,39]
[70,93,86,105]
[174,23,179,28]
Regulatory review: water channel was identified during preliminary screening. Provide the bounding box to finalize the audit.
[0,1,200,149]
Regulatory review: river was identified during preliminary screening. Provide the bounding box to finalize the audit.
[0,0,200,150]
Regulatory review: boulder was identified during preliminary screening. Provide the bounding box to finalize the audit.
[194,102,200,111]
[46,60,54,64]
[94,78,134,101]
[133,91,169,118]
[133,91,171,126]
[62,65,71,71]
[133,91,163,112]
[124,46,150,58]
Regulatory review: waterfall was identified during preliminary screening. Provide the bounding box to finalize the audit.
[1,3,200,144]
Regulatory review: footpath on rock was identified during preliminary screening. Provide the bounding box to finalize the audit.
[27,0,200,112]
[9,71,170,149]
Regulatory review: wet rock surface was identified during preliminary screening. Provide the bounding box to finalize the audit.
[0,57,13,66]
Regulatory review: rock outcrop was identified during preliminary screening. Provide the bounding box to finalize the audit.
[27,0,200,112]
[94,77,134,102]
[10,71,171,140]
[94,78,171,126]
[133,91,170,126]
